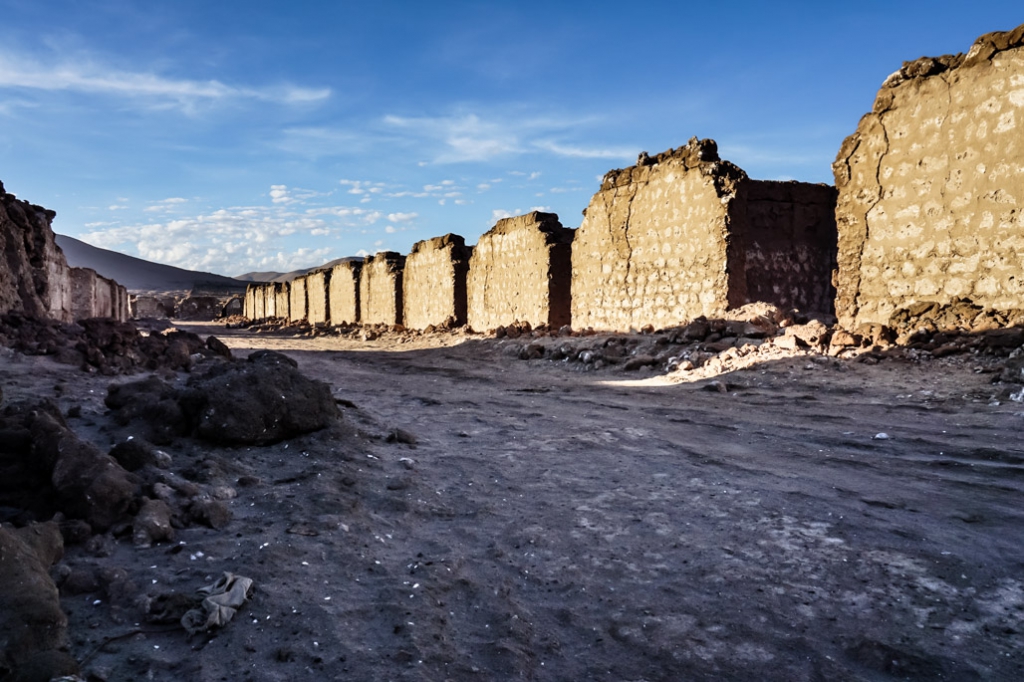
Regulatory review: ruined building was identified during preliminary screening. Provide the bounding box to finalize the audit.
[1,181,128,322]
[834,23,1024,329]
[571,138,837,332]
[467,212,573,331]
[403,234,472,330]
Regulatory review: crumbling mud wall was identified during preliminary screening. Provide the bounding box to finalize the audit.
[744,181,838,315]
[275,282,290,320]
[467,212,573,331]
[263,283,277,319]
[306,269,330,325]
[255,285,267,321]
[403,234,472,330]
[572,139,837,331]
[244,285,256,320]
[329,261,361,325]
[360,252,404,326]
[833,23,1024,329]
[0,181,72,321]
[289,276,308,323]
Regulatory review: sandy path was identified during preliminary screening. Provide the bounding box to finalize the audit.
[5,325,1024,680]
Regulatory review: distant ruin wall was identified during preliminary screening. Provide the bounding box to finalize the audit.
[306,269,330,325]
[403,234,472,330]
[0,181,72,321]
[244,285,256,320]
[572,139,838,331]
[275,282,290,321]
[329,261,361,325]
[254,285,267,321]
[833,23,1024,329]
[571,140,746,331]
[263,284,277,319]
[744,181,838,315]
[289,276,307,323]
[360,253,404,326]
[467,212,573,331]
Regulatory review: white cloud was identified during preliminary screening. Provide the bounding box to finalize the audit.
[454,199,470,205]
[0,50,330,111]
[385,225,397,233]
[387,212,418,223]
[477,183,491,191]
[108,204,128,211]
[78,200,380,275]
[530,205,552,213]
[384,113,520,163]
[269,185,294,204]
[533,140,638,159]
[490,209,514,224]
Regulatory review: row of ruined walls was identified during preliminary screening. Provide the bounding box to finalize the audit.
[246,22,1024,335]
[243,185,828,333]
[1,182,129,323]
[244,212,575,331]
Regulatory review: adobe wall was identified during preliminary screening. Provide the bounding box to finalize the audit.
[360,252,404,326]
[69,268,98,320]
[572,139,838,331]
[744,181,838,315]
[403,234,472,330]
[306,269,330,325]
[833,23,1024,329]
[329,261,361,325]
[94,274,115,319]
[467,212,573,331]
[244,285,256,320]
[289,276,307,323]
[571,140,747,331]
[253,285,267,321]
[263,283,278,319]
[275,282,290,321]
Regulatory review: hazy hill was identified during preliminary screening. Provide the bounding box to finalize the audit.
[235,257,363,283]
[55,234,247,294]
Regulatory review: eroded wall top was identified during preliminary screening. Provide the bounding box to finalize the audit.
[833,23,1024,328]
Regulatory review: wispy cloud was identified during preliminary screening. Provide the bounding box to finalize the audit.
[533,139,638,159]
[387,212,418,223]
[0,50,330,111]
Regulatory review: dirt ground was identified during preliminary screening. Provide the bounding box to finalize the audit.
[3,321,1024,681]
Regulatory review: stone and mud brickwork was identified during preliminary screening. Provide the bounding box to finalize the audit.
[69,268,129,321]
[274,282,289,320]
[2,181,128,323]
[289,276,308,323]
[329,261,361,325]
[834,23,1024,329]
[360,252,405,326]
[467,212,573,331]
[572,138,837,332]
[306,269,330,325]
[403,234,472,330]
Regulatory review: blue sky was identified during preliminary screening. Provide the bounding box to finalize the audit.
[0,1,1020,276]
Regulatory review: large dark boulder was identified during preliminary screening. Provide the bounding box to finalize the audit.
[181,350,336,445]
[0,522,79,681]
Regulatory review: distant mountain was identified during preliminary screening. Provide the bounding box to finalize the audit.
[235,256,363,283]
[55,234,247,294]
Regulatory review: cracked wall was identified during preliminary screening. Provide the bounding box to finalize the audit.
[328,261,361,325]
[834,23,1024,329]
[289,276,307,323]
[360,252,404,326]
[403,234,472,330]
[572,139,835,331]
[306,269,330,325]
[467,212,573,331]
